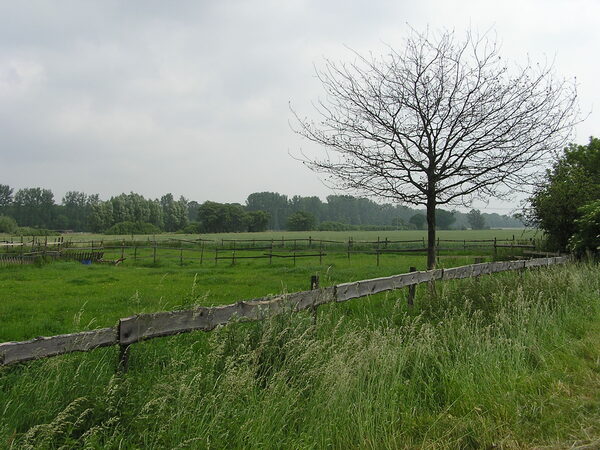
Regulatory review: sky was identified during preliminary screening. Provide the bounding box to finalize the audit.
[0,0,597,215]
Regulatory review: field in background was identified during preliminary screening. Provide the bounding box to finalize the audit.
[1,227,539,244]
[0,229,537,343]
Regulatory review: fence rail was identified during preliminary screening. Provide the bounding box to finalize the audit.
[0,256,568,367]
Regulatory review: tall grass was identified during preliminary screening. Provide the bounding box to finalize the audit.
[2,263,600,448]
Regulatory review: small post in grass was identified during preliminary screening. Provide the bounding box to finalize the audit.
[407,266,416,307]
[310,275,319,325]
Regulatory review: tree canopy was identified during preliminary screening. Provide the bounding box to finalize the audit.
[293,28,578,267]
[529,137,600,251]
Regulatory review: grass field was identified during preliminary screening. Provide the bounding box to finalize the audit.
[1,227,539,244]
[5,228,599,448]
[0,230,535,343]
[1,261,599,448]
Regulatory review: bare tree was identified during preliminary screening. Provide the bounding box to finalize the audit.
[292,28,579,269]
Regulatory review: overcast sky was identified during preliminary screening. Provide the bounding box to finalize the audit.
[0,0,597,214]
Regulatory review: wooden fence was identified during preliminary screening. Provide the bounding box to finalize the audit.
[1,235,539,268]
[0,256,568,368]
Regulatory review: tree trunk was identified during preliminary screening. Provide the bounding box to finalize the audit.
[426,194,436,270]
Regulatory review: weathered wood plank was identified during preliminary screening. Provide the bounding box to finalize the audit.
[442,265,472,280]
[525,257,550,268]
[0,327,118,365]
[119,290,335,345]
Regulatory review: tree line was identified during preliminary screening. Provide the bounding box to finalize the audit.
[0,185,521,235]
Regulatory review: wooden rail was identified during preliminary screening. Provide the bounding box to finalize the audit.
[0,256,568,367]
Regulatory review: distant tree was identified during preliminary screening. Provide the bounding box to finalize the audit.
[391,217,406,229]
[528,137,600,251]
[62,191,88,231]
[409,213,426,230]
[88,196,113,232]
[247,210,270,232]
[246,192,289,230]
[197,201,248,233]
[286,211,316,231]
[293,28,578,268]
[467,209,487,230]
[0,184,13,210]
[13,187,55,228]
[435,209,456,230]
[187,200,201,222]
[161,194,189,232]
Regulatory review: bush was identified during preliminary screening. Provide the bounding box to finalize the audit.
[15,227,59,236]
[0,215,18,233]
[104,221,161,235]
[177,222,202,234]
[569,200,600,257]
[286,211,316,231]
[318,221,353,231]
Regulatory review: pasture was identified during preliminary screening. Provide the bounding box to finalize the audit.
[4,228,600,448]
[0,229,535,342]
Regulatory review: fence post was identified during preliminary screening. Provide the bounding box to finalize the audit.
[180,248,183,266]
[200,242,204,265]
[310,275,319,325]
[493,237,497,259]
[134,244,137,262]
[116,320,130,374]
[347,238,351,260]
[121,241,125,260]
[407,266,416,307]
[153,241,157,264]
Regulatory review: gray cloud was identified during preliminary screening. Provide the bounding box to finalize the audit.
[0,0,597,214]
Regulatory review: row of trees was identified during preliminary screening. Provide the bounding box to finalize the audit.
[0,183,507,234]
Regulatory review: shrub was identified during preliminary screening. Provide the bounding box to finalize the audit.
[0,215,18,233]
[104,221,161,235]
[15,227,59,236]
[569,200,600,257]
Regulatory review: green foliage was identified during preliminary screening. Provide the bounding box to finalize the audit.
[0,215,17,233]
[529,137,600,251]
[247,210,270,232]
[409,213,426,230]
[318,221,352,231]
[178,222,202,234]
[467,209,487,230]
[12,187,55,228]
[14,227,59,236]
[286,211,316,231]
[104,221,161,235]
[197,201,248,233]
[569,200,600,256]
[435,209,456,230]
[0,184,13,209]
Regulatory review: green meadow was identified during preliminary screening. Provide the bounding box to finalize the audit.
[3,229,600,448]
